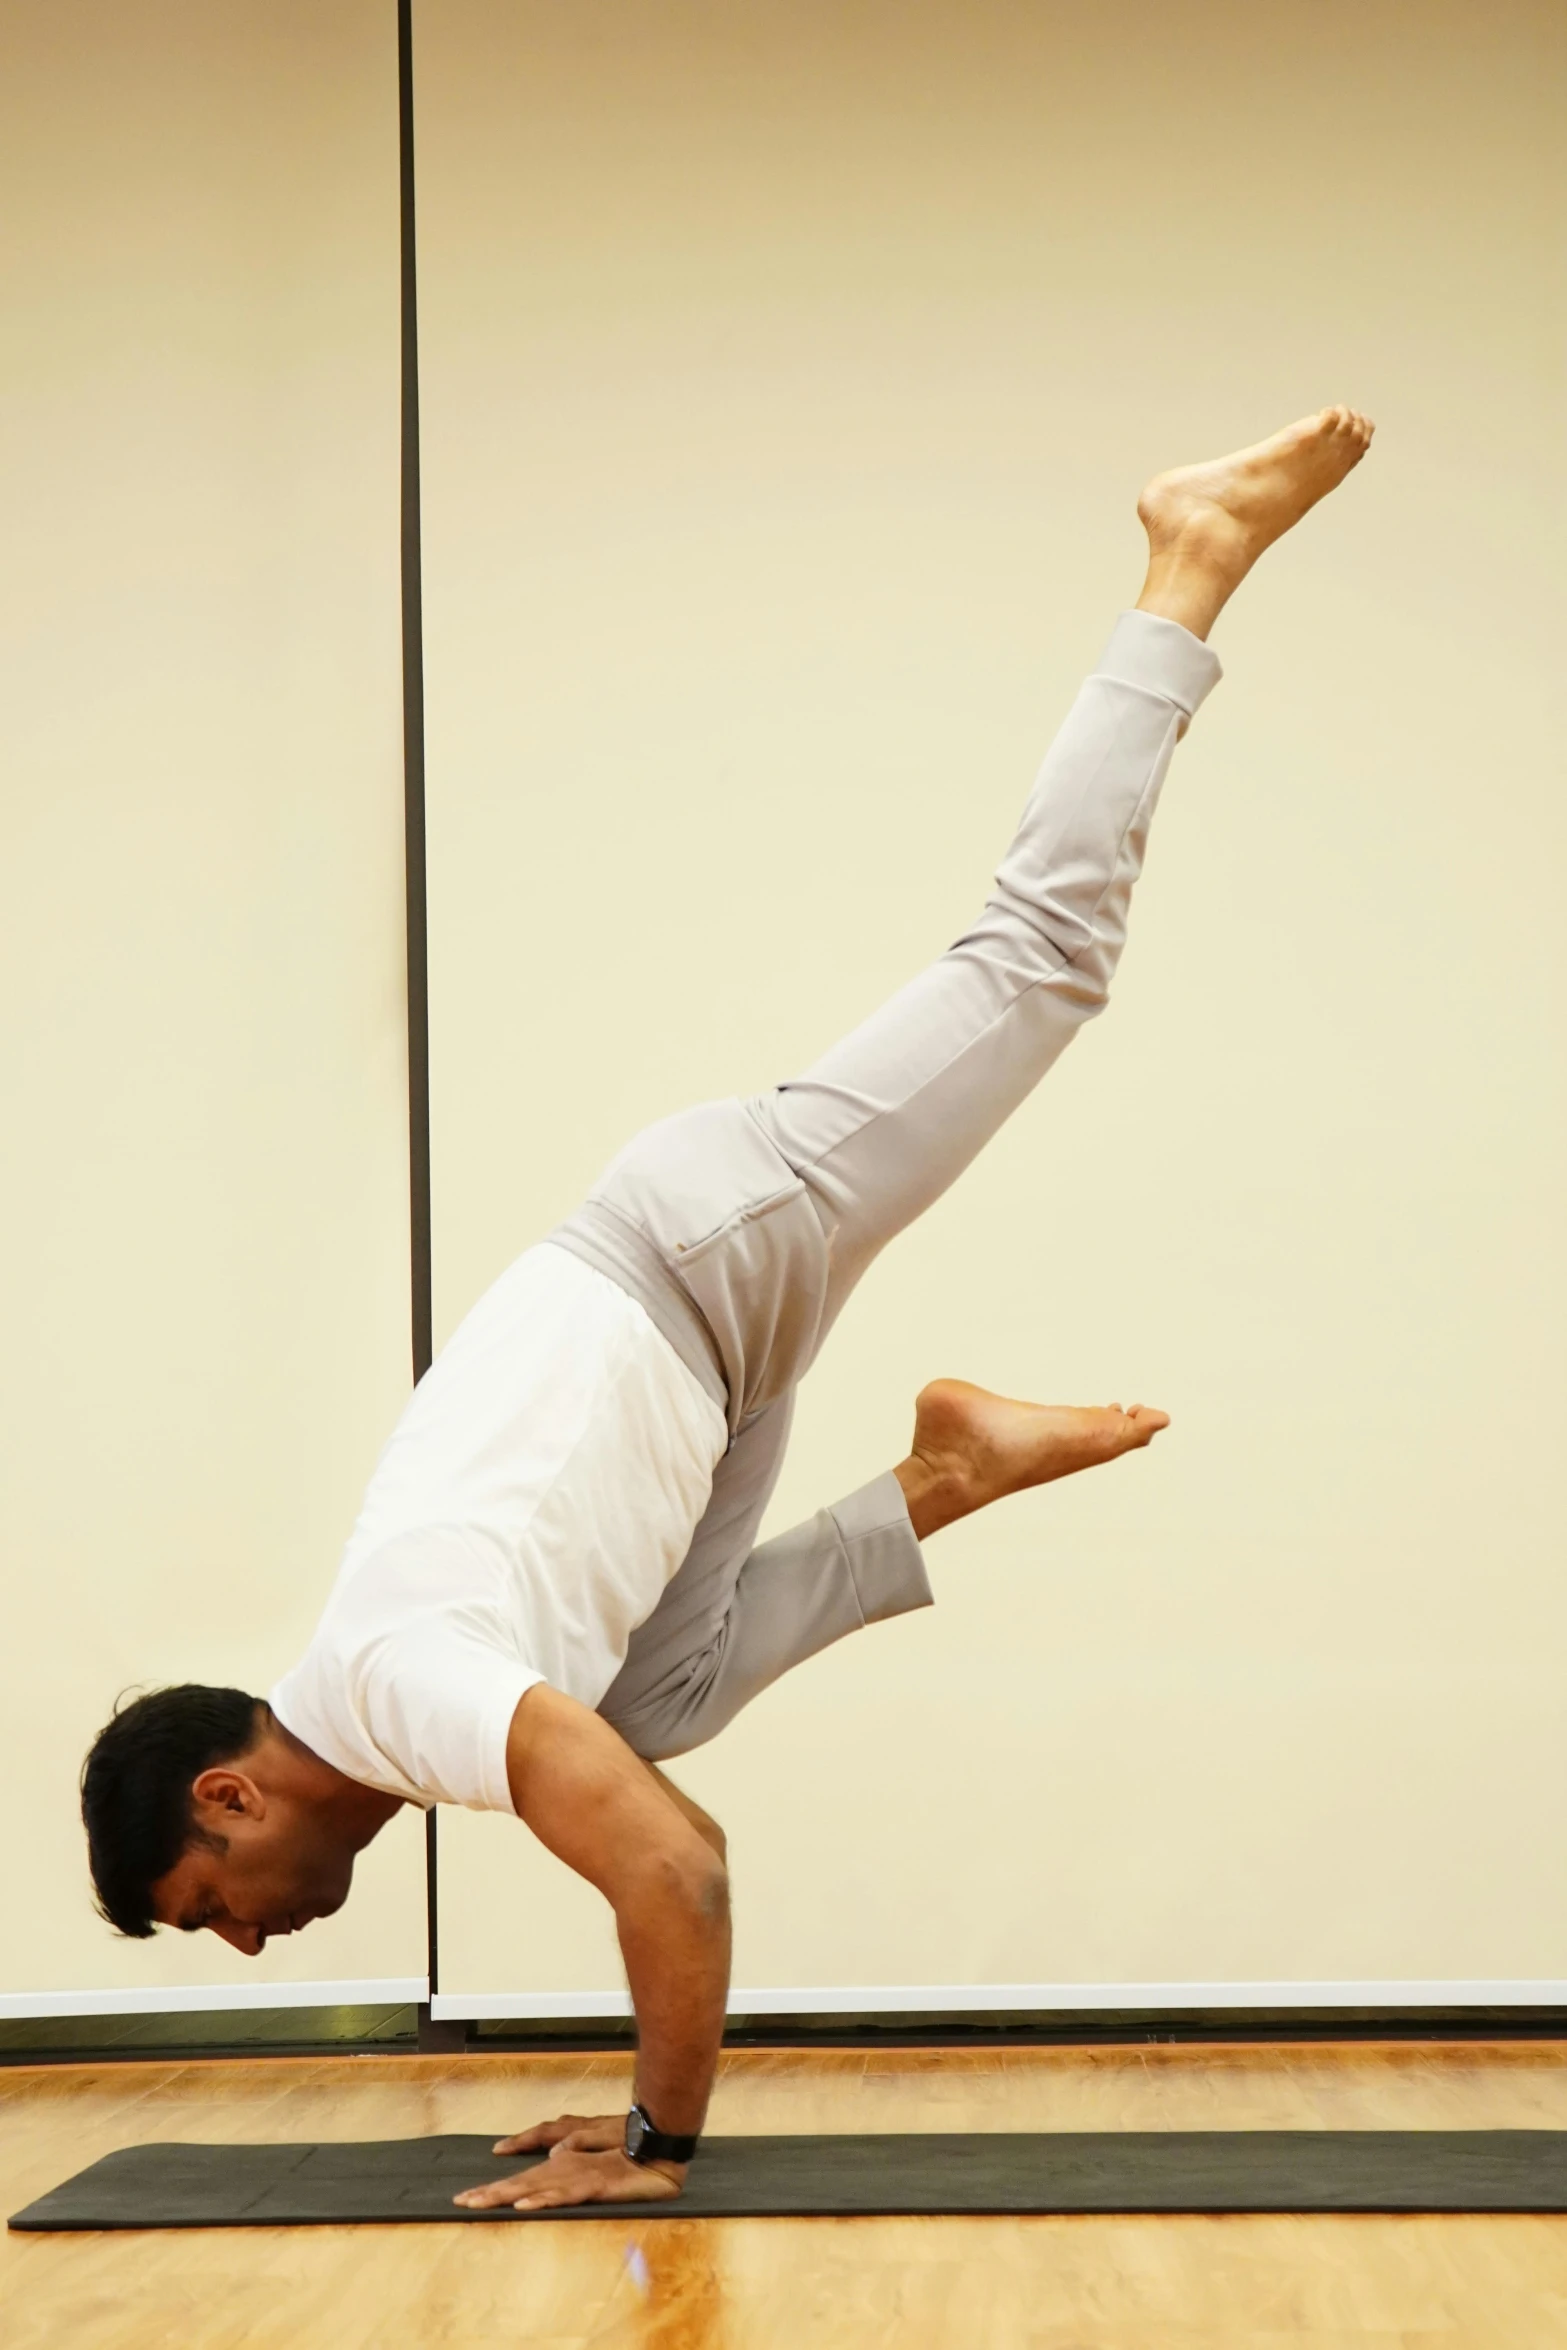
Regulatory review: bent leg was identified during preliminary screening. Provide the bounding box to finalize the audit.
[600,1373,1169,1758]
[601,1461,930,1761]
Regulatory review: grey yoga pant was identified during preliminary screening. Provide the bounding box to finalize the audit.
[553,609,1223,1759]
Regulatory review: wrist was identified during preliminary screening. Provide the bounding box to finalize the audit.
[624,2099,701,2167]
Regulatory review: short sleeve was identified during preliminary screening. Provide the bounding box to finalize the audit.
[355,1623,543,1813]
[272,1525,548,1813]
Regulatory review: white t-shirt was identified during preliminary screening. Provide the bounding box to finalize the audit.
[270,1245,727,1814]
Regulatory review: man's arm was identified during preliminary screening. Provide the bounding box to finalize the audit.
[453,1684,730,2214]
[641,1758,727,1863]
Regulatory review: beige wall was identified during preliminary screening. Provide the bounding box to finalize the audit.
[0,0,426,1994]
[419,0,1567,2000]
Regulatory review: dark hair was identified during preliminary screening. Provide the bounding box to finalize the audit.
[81,1686,264,1938]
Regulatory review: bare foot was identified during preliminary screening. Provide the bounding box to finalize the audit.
[894,1377,1169,1541]
[1135,405,1375,640]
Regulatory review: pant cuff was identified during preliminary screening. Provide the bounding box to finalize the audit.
[830,1470,935,1626]
[1096,609,1223,720]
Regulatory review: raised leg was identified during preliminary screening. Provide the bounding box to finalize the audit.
[752,405,1375,1345]
[748,608,1218,1336]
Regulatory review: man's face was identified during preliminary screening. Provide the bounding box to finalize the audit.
[150,1768,357,1955]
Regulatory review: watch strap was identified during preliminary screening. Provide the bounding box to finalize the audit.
[625,2101,700,2165]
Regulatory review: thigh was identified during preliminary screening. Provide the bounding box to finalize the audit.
[585,1099,833,1428]
[597,1394,795,1732]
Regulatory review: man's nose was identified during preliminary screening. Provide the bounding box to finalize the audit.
[212,1920,266,1956]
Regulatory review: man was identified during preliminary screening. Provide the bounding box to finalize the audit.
[82,407,1374,2211]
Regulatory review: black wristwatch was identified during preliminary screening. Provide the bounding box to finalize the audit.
[624,2101,700,2167]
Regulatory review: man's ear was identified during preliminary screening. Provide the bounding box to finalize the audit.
[190,1767,265,1822]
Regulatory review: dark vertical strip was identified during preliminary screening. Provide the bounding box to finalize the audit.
[398,0,432,1392]
[397,0,442,2015]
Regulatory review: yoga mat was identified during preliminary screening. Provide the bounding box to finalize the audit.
[14,2131,1567,2228]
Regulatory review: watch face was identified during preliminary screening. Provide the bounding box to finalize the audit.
[625,2106,647,2159]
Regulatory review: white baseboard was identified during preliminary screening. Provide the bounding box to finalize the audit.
[0,1978,427,2021]
[431,1979,1567,2023]
[9,1975,1562,2028]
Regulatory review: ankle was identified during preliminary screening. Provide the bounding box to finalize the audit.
[894,1451,974,1543]
[1135,546,1237,643]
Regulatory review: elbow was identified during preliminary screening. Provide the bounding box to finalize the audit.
[687,1851,730,1926]
[642,1844,729,1926]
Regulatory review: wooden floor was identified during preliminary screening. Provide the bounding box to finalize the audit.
[6,2040,1567,2347]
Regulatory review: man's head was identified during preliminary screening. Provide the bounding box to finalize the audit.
[81,1687,358,1954]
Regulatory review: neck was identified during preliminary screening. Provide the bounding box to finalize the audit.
[267,1715,404,1848]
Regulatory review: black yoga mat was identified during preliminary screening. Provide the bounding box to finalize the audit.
[14,2131,1567,2228]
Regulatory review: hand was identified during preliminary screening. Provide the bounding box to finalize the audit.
[453,2137,686,2214]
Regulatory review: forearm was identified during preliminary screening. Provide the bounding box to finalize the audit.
[615,1856,731,2138]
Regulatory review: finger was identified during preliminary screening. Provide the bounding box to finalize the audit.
[453,2181,531,2210]
[512,2178,604,2212]
[493,2115,587,2154]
